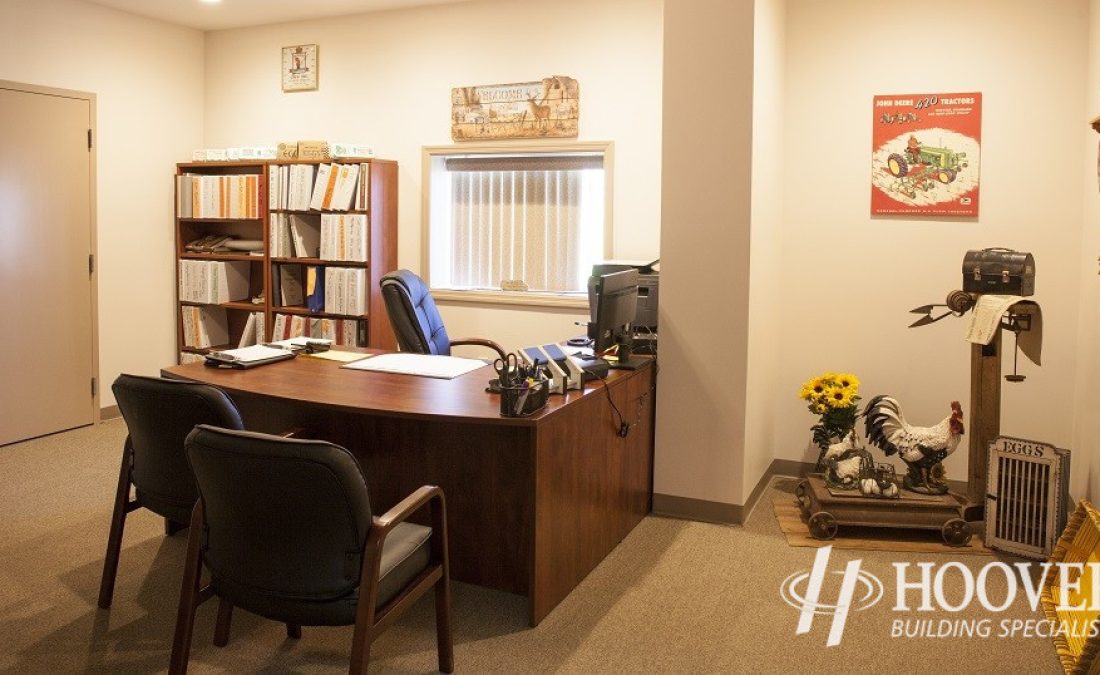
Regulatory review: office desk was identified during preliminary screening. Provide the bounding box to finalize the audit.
[163,355,655,625]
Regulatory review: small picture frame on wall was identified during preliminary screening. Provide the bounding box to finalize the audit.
[281,44,318,92]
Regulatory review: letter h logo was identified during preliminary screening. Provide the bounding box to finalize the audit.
[779,546,882,646]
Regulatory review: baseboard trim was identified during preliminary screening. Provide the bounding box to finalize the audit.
[653,459,817,526]
[652,493,741,525]
[653,458,966,526]
[741,459,817,522]
[99,405,120,421]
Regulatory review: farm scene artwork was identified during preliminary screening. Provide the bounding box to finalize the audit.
[871,92,982,217]
[451,76,579,141]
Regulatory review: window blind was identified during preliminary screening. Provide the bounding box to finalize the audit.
[449,168,585,293]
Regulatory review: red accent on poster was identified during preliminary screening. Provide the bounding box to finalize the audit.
[871,92,981,217]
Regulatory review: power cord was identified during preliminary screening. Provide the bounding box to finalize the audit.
[594,372,629,437]
[595,357,658,439]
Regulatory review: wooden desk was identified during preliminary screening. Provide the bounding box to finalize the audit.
[163,355,655,625]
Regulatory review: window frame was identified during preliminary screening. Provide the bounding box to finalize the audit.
[421,141,614,309]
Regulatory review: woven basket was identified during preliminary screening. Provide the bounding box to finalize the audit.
[1041,500,1100,674]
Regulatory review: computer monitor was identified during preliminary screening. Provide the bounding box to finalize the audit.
[591,269,646,370]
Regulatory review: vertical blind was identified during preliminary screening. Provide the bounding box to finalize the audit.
[445,155,603,293]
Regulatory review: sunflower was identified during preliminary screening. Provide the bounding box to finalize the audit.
[835,373,860,391]
[823,386,855,408]
[813,403,827,414]
[803,376,828,398]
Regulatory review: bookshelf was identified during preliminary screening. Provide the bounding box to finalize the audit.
[174,158,398,362]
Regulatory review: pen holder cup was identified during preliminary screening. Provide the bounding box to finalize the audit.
[499,379,550,417]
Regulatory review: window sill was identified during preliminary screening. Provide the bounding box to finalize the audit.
[430,288,589,310]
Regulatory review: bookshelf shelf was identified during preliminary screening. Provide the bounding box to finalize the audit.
[180,253,264,262]
[271,257,369,268]
[180,300,263,312]
[273,305,370,321]
[174,157,398,361]
[270,209,370,215]
[178,217,263,223]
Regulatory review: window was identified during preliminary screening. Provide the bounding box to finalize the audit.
[424,143,611,300]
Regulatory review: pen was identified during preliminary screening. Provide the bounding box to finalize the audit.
[514,382,530,415]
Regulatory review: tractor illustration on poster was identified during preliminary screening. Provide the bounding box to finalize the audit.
[886,135,969,199]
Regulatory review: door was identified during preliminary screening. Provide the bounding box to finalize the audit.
[0,84,95,445]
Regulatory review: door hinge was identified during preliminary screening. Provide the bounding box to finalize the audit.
[91,377,97,398]
[88,253,95,275]
[87,128,93,150]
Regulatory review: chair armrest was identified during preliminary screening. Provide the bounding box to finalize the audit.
[451,338,507,361]
[373,485,445,535]
[277,427,312,439]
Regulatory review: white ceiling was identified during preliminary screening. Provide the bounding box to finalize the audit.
[82,0,475,31]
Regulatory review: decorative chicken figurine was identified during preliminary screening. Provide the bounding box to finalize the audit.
[863,396,965,495]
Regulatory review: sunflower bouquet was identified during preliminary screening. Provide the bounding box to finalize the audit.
[798,372,862,466]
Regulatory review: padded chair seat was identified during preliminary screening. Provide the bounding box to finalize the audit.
[210,522,432,626]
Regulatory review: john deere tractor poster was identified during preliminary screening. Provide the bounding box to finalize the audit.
[871,92,981,217]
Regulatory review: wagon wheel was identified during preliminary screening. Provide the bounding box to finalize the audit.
[887,153,909,177]
[936,168,957,183]
[795,481,809,509]
[942,518,972,546]
[808,512,838,541]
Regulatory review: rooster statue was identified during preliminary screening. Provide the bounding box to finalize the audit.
[863,396,965,495]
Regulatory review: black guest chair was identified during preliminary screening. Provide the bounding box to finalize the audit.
[170,425,453,675]
[380,269,507,361]
[98,374,244,609]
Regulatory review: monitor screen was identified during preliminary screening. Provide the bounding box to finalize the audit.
[592,269,639,354]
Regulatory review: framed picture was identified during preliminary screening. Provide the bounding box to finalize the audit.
[282,44,318,92]
[870,92,982,217]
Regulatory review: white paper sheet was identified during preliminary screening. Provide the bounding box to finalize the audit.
[964,294,1043,365]
[965,295,1022,345]
[341,353,486,379]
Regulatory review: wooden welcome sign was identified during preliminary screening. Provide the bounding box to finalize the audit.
[451,76,579,141]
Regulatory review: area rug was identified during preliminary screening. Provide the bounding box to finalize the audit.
[772,495,994,556]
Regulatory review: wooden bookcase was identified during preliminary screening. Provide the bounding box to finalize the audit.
[173,158,398,362]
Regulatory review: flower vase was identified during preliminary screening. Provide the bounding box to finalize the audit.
[817,429,868,491]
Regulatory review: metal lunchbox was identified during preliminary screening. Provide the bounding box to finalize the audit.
[962,248,1035,296]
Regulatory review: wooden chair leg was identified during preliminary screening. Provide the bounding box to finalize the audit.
[165,518,187,536]
[169,503,206,675]
[286,623,302,639]
[349,628,372,675]
[97,444,133,609]
[434,574,454,673]
[213,598,233,647]
[432,495,454,674]
[349,541,382,675]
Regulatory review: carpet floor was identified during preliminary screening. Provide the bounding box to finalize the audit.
[0,419,1066,673]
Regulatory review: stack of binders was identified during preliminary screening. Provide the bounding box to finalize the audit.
[181,306,228,348]
[179,260,251,304]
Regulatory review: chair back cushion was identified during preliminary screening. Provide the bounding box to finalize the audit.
[185,425,373,602]
[111,375,243,519]
[380,269,452,355]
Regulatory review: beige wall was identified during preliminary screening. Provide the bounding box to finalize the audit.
[658,0,755,505]
[0,0,204,408]
[777,0,1090,493]
[1081,1,1100,503]
[744,0,786,499]
[202,0,663,352]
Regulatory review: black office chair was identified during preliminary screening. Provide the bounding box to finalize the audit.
[380,269,507,361]
[97,374,244,609]
[170,425,453,675]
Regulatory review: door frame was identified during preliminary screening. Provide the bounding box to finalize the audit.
[0,80,100,423]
